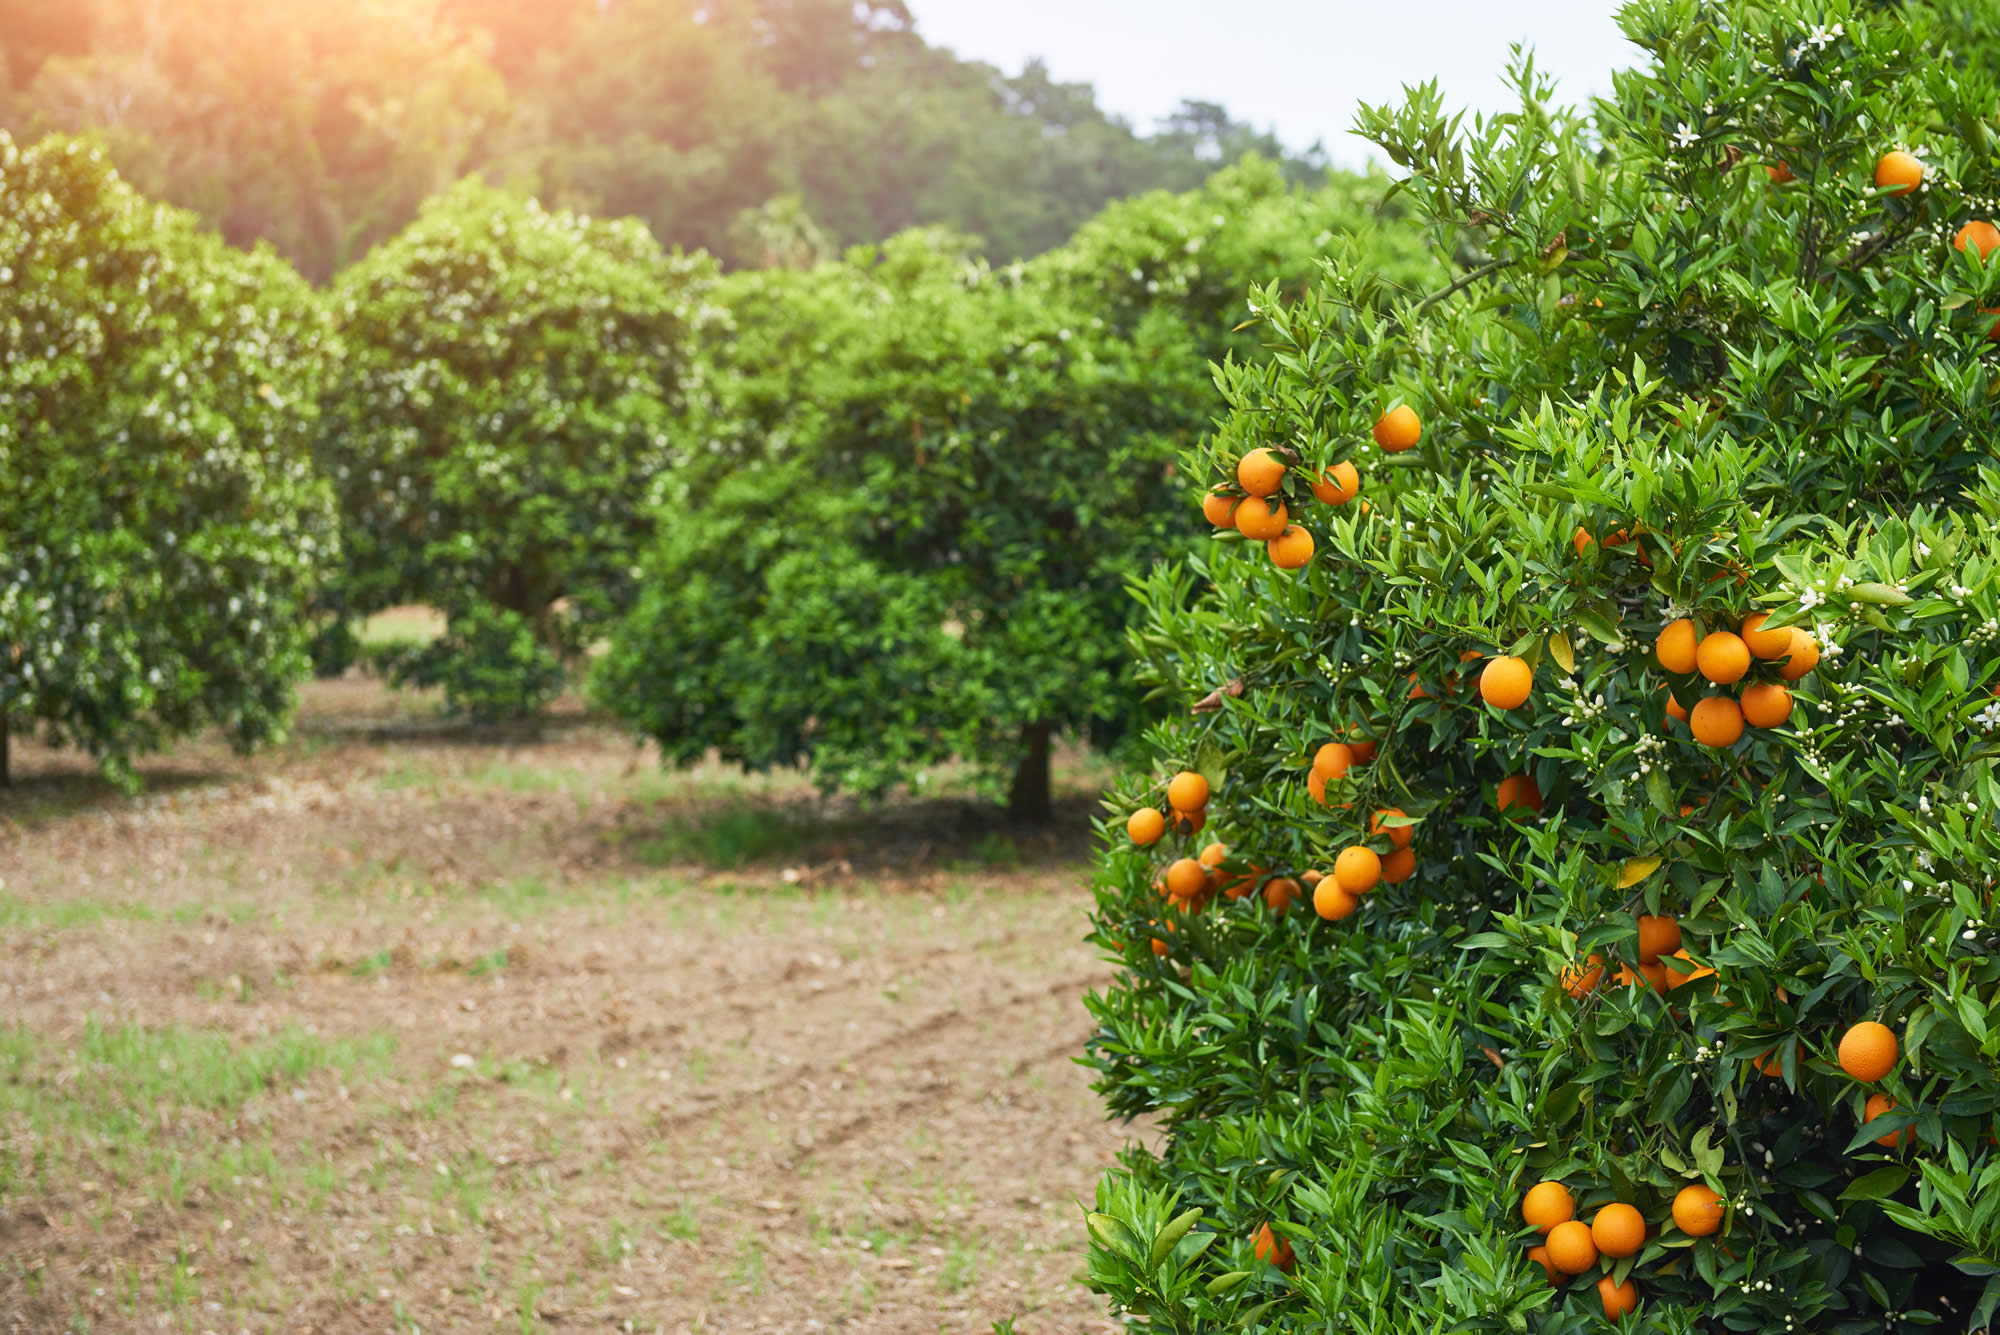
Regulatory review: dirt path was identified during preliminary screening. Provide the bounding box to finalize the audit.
[0,682,1141,1334]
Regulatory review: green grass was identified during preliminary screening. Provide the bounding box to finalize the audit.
[0,893,157,932]
[0,1018,396,1207]
[630,802,819,869]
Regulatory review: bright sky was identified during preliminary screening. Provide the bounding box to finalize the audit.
[903,0,1639,168]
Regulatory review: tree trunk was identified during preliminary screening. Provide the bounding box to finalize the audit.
[1006,720,1053,824]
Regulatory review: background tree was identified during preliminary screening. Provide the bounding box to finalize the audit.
[0,0,1325,277]
[1079,2,2000,1330]
[595,162,1436,819]
[5,0,514,281]
[315,179,716,718]
[0,132,337,788]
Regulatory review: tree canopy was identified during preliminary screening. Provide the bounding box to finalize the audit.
[1081,0,2000,1328]
[595,159,1439,817]
[0,132,336,787]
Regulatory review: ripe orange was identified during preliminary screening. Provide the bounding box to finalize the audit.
[1865,1092,1913,1148]
[1671,1185,1722,1236]
[1956,220,2000,260]
[1875,149,1924,196]
[1334,845,1382,894]
[1545,1220,1598,1274]
[1616,961,1669,992]
[1753,1047,1785,1078]
[1407,673,1429,700]
[1838,1020,1898,1082]
[1496,774,1543,814]
[1778,628,1820,681]
[1313,879,1359,920]
[1635,914,1681,964]
[1164,857,1208,901]
[1345,728,1378,763]
[1521,1181,1574,1233]
[1373,404,1422,452]
[1167,771,1209,811]
[1299,868,1323,886]
[1598,1275,1639,1319]
[1593,1205,1647,1259]
[1479,656,1533,709]
[1313,742,1355,781]
[1199,841,1229,870]
[1252,1221,1295,1271]
[1168,806,1205,836]
[1663,948,1717,990]
[1562,954,1605,998]
[1767,160,1795,184]
[1689,696,1744,748]
[1307,771,1329,806]
[1741,681,1793,728]
[1268,525,1315,570]
[1263,877,1300,913]
[1655,618,1698,674]
[1126,808,1166,845]
[1201,489,1240,528]
[1371,808,1413,850]
[1248,1223,1296,1271]
[1739,611,1792,659]
[1236,448,1287,497]
[1234,495,1288,540]
[1662,688,1689,723]
[1221,864,1263,900]
[1311,460,1360,505]
[1380,846,1416,884]
[1695,631,1751,684]
[1150,929,1170,957]
[1526,1244,1562,1284]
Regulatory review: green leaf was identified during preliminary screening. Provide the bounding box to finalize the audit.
[1148,1208,1203,1268]
[1839,1165,1911,1202]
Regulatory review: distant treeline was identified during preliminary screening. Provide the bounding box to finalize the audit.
[0,0,1328,280]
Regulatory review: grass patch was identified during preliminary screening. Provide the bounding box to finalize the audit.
[631,802,819,870]
[0,1018,396,1207]
[0,893,157,932]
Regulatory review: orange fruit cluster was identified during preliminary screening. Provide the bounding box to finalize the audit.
[1204,441,1372,574]
[1655,612,1817,747]
[1519,1178,1728,1316]
[1126,767,1214,847]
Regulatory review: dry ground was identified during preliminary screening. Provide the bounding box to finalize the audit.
[0,676,1146,1334]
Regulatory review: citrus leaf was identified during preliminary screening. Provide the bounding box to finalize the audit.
[1840,1165,1911,1202]
[1619,856,1663,889]
[1548,632,1576,675]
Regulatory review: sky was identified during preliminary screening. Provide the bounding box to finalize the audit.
[903,0,1640,168]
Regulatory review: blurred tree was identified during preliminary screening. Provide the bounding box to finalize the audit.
[0,0,1322,275]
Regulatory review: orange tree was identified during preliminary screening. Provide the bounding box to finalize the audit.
[0,133,335,788]
[313,180,716,718]
[595,163,1435,820]
[1082,2,2000,1330]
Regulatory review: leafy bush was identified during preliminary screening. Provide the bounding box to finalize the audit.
[1083,3,2000,1331]
[315,179,716,718]
[597,167,1435,819]
[0,132,336,787]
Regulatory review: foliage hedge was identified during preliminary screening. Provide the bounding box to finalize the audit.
[1083,2,2000,1331]
[315,179,716,718]
[0,132,336,787]
[596,160,1438,816]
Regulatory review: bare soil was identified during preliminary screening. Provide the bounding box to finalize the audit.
[0,678,1142,1334]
